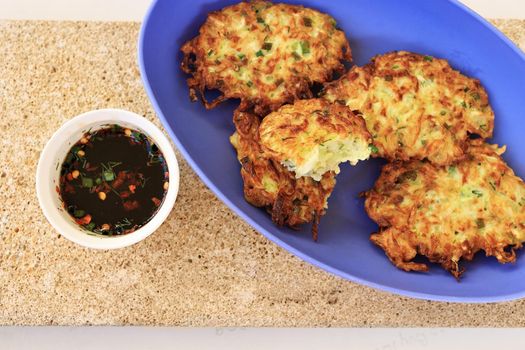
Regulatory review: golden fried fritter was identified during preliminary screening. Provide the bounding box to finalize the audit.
[181,0,351,116]
[323,51,494,165]
[259,99,371,181]
[364,139,525,278]
[230,108,336,240]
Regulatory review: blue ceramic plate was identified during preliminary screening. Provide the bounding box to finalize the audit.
[139,0,525,302]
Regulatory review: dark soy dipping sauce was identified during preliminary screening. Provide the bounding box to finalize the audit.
[59,125,169,236]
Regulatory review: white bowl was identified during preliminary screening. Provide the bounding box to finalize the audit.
[36,109,179,249]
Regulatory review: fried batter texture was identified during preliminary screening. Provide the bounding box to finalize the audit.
[259,99,371,181]
[364,139,525,278]
[230,108,336,240]
[181,0,351,115]
[323,51,494,165]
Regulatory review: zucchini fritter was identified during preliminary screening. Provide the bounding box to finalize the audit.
[364,139,525,278]
[230,108,336,240]
[181,0,351,115]
[259,99,371,181]
[323,51,494,165]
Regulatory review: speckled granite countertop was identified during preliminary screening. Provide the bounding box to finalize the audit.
[1,19,525,326]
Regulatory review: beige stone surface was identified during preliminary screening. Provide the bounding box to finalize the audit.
[1,19,525,326]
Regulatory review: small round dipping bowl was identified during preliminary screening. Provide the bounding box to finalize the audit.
[36,108,179,249]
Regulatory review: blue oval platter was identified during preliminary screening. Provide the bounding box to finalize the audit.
[139,0,525,302]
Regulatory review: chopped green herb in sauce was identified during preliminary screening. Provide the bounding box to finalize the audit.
[59,125,169,236]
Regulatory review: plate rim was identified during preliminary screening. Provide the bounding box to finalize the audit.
[138,0,525,303]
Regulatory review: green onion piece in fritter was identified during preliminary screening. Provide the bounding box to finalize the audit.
[300,41,310,55]
[476,218,485,229]
[262,42,272,51]
[472,189,483,197]
[303,17,312,27]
